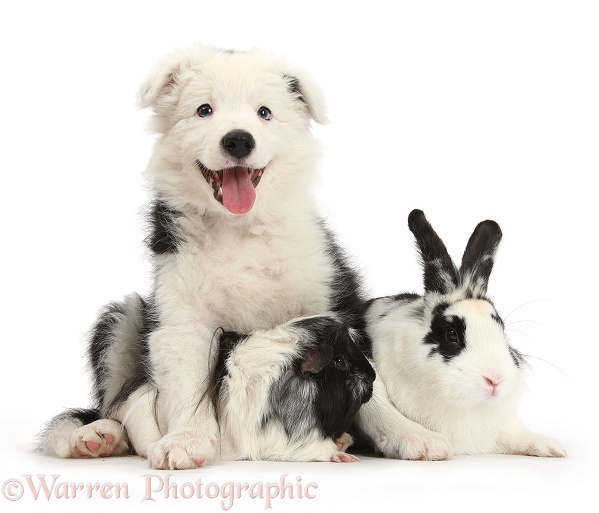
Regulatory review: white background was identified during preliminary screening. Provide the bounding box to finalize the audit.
[1,1,598,512]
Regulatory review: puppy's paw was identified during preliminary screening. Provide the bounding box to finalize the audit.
[148,431,217,470]
[378,427,453,461]
[70,419,129,458]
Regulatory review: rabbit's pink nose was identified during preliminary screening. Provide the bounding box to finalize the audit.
[484,376,499,388]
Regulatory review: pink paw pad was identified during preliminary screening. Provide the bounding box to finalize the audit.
[331,453,359,463]
[72,422,128,459]
[85,441,101,453]
[74,434,116,458]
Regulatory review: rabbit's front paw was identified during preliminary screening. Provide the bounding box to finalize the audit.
[379,426,453,461]
[502,432,566,457]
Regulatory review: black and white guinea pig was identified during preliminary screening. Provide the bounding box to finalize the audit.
[211,315,376,462]
[365,209,565,457]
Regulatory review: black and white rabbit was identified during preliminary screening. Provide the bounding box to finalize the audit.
[364,209,565,457]
[211,316,376,462]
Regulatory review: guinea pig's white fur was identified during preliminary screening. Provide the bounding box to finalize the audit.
[213,317,375,462]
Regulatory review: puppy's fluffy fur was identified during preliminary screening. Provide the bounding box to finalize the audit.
[38,46,452,468]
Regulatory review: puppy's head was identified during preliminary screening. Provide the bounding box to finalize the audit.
[140,46,328,216]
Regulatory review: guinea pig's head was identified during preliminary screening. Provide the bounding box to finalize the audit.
[294,317,376,438]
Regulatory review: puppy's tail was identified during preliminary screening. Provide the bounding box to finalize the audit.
[36,408,101,457]
[36,292,148,458]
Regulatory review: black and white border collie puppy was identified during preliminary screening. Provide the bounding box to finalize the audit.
[37,46,451,468]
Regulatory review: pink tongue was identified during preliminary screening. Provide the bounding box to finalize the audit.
[222,167,256,214]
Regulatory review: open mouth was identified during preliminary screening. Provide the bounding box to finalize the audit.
[197,161,264,215]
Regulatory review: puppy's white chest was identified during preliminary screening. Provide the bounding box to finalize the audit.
[165,220,332,332]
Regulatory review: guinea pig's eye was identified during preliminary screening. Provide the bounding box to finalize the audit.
[445,328,461,345]
[333,355,346,368]
[197,104,213,118]
[257,106,272,120]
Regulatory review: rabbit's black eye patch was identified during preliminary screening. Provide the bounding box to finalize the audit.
[424,311,467,362]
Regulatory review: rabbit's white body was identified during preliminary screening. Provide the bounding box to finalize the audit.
[367,296,523,455]
[365,211,565,457]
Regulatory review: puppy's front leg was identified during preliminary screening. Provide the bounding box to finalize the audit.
[146,323,219,470]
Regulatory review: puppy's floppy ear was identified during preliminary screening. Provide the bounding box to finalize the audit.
[284,73,329,125]
[301,344,334,374]
[139,50,192,110]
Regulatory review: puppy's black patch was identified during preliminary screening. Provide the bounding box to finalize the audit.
[59,408,102,426]
[89,301,129,408]
[88,295,152,414]
[284,74,306,104]
[321,222,367,330]
[146,200,182,255]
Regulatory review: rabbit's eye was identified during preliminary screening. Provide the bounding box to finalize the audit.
[445,329,461,345]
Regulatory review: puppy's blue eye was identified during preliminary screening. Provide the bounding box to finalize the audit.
[197,104,213,118]
[257,106,272,120]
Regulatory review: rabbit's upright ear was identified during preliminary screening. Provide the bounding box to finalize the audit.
[408,210,458,295]
[460,220,503,295]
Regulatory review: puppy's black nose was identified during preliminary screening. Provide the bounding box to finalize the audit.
[221,130,255,160]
